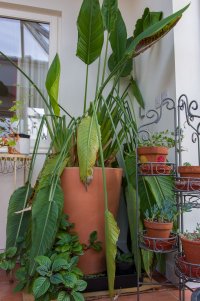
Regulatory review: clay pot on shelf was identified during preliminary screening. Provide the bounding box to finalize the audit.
[180,235,200,264]
[144,219,173,238]
[176,166,200,191]
[61,167,123,275]
[137,146,171,175]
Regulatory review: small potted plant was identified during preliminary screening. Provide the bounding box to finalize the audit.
[137,130,175,174]
[177,162,200,191]
[177,224,200,278]
[180,223,200,264]
[143,200,180,251]
[0,100,30,155]
[116,249,134,275]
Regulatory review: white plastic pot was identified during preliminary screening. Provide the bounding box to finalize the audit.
[15,134,30,155]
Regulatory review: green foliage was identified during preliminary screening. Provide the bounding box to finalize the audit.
[77,115,100,184]
[144,199,191,223]
[102,0,118,33]
[138,130,175,148]
[0,247,17,270]
[76,0,104,65]
[82,231,102,252]
[45,54,61,116]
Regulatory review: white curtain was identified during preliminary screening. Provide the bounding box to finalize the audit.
[16,56,48,134]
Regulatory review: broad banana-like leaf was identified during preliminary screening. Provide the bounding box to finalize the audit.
[6,185,33,249]
[126,4,190,58]
[29,183,64,275]
[133,8,162,38]
[105,209,120,297]
[76,0,104,65]
[77,115,100,184]
[102,0,118,33]
[45,54,60,116]
[125,184,141,275]
[130,77,145,109]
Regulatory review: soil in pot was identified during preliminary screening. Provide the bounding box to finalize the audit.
[180,236,200,264]
[61,167,123,275]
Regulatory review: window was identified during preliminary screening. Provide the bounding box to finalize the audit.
[0,6,60,149]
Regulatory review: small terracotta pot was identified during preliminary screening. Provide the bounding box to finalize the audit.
[137,146,168,163]
[178,166,200,178]
[144,219,173,238]
[180,235,200,264]
[61,167,123,275]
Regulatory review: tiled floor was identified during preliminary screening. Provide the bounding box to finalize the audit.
[0,281,193,301]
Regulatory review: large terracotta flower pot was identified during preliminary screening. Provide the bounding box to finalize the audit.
[144,219,173,238]
[180,236,200,264]
[61,167,123,275]
[176,166,200,191]
[178,166,200,178]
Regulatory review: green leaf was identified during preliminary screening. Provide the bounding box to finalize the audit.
[0,261,9,270]
[63,273,77,288]
[76,0,104,65]
[13,281,26,292]
[5,247,17,258]
[45,54,60,116]
[6,185,33,249]
[89,231,97,243]
[50,273,64,284]
[36,265,49,277]
[52,258,69,272]
[105,210,119,297]
[130,77,145,109]
[15,267,27,281]
[29,183,64,275]
[57,291,70,301]
[102,0,118,32]
[72,291,85,301]
[77,115,100,184]
[141,249,154,277]
[75,280,87,292]
[127,4,190,58]
[35,256,51,270]
[109,10,127,64]
[32,277,50,299]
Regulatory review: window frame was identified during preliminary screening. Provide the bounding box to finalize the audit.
[0,5,61,153]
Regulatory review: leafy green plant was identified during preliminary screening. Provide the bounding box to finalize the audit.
[82,231,102,252]
[144,199,191,223]
[138,130,175,148]
[0,0,189,298]
[183,162,192,166]
[116,250,133,264]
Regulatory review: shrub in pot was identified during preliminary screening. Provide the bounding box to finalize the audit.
[137,130,175,174]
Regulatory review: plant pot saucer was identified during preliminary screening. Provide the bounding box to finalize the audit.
[175,254,200,280]
[139,231,178,253]
[139,163,172,175]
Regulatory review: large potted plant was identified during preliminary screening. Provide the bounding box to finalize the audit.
[0,0,189,298]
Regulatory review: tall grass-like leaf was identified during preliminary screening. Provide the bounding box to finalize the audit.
[102,0,118,33]
[77,115,100,184]
[45,54,60,116]
[29,183,64,275]
[76,0,104,65]
[130,78,145,109]
[105,209,120,297]
[141,249,154,277]
[6,185,33,249]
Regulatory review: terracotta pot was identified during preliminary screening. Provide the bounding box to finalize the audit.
[180,235,200,264]
[61,167,123,275]
[144,219,173,238]
[178,166,200,178]
[137,146,168,163]
[177,255,200,278]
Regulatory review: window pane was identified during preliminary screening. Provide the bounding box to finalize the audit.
[0,17,49,140]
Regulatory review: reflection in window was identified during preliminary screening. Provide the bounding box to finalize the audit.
[0,17,49,140]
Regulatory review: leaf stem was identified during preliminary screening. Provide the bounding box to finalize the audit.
[84,64,89,114]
